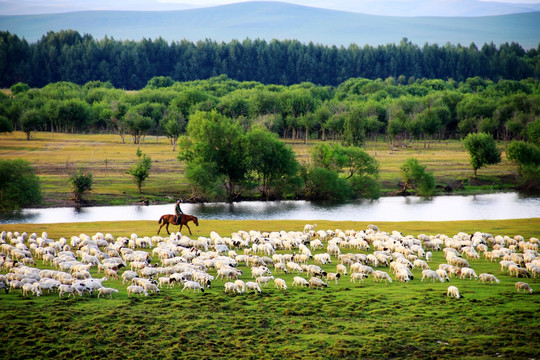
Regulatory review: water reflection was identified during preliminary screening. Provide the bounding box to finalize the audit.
[0,192,539,224]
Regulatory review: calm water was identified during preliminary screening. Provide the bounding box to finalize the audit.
[1,192,539,224]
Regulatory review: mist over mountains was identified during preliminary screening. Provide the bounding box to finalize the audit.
[0,1,539,48]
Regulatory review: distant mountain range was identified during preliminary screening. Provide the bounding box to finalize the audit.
[1,1,539,48]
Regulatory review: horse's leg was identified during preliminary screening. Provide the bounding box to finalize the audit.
[166,222,171,235]
[185,223,192,236]
[157,221,164,234]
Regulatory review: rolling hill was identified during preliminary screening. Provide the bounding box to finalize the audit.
[0,1,539,48]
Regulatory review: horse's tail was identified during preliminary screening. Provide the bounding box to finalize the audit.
[158,215,165,224]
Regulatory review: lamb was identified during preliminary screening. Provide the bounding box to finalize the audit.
[413,259,430,270]
[460,267,478,280]
[273,262,288,274]
[478,273,500,284]
[256,275,275,287]
[245,281,262,293]
[224,282,241,294]
[292,276,310,287]
[234,279,246,293]
[421,270,444,283]
[326,272,341,284]
[303,224,317,233]
[309,277,328,289]
[435,269,450,282]
[181,280,204,293]
[58,284,82,298]
[22,282,42,297]
[350,272,368,283]
[515,282,533,293]
[373,270,392,284]
[336,263,347,276]
[273,278,287,290]
[447,285,461,299]
[286,261,303,274]
[97,287,119,298]
[127,285,149,297]
[122,270,139,284]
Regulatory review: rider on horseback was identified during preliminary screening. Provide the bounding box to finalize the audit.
[174,199,183,224]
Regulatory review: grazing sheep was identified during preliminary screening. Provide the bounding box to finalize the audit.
[421,270,444,283]
[256,275,275,287]
[274,278,287,290]
[336,263,347,276]
[371,270,391,284]
[245,281,262,293]
[181,280,204,293]
[308,277,328,289]
[447,285,461,299]
[224,282,241,294]
[515,282,533,293]
[460,267,478,280]
[127,285,149,297]
[350,272,368,283]
[413,259,430,270]
[303,224,317,233]
[478,273,500,285]
[292,276,309,287]
[435,269,450,282]
[286,261,303,275]
[22,282,41,297]
[234,279,246,293]
[58,284,82,298]
[97,287,119,298]
[326,272,341,284]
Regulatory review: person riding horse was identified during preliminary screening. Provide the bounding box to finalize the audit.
[174,199,183,224]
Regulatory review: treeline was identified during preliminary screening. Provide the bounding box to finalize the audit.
[2,75,539,147]
[1,30,539,89]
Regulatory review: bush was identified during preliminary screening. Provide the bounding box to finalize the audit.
[302,166,353,201]
[0,159,42,210]
[69,168,93,203]
[127,148,152,193]
[400,158,436,196]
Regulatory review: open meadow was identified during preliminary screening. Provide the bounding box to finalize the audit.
[0,131,517,207]
[0,219,538,359]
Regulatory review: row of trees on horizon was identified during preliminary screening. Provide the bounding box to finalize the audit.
[1,30,539,89]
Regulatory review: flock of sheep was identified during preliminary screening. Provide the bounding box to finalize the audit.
[0,223,537,300]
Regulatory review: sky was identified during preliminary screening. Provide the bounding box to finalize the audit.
[2,0,540,15]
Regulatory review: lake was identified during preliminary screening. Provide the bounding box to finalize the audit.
[1,192,539,224]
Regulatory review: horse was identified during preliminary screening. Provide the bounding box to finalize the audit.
[157,214,199,235]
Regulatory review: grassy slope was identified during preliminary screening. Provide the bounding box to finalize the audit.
[0,131,517,207]
[0,219,539,359]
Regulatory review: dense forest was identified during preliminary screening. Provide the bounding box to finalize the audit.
[1,30,539,89]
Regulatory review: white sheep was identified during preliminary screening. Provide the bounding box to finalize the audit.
[58,284,82,298]
[478,273,500,284]
[326,272,341,284]
[286,261,303,274]
[22,282,42,297]
[245,281,262,293]
[273,278,287,290]
[181,280,204,293]
[350,272,368,283]
[127,285,149,297]
[292,276,309,287]
[256,275,274,287]
[515,282,533,293]
[97,287,119,298]
[373,270,392,284]
[308,277,328,289]
[421,270,444,283]
[234,279,246,293]
[224,282,241,294]
[336,263,347,276]
[435,269,450,282]
[447,285,461,299]
[303,224,317,233]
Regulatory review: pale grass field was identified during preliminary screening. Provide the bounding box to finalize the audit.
[0,131,517,205]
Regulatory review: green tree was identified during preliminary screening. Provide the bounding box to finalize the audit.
[400,158,436,196]
[10,82,30,95]
[527,118,540,145]
[161,109,186,151]
[246,126,300,199]
[462,132,502,178]
[178,110,249,202]
[506,140,540,190]
[124,109,153,144]
[311,143,380,199]
[0,115,13,133]
[20,109,43,140]
[301,166,353,201]
[69,167,93,203]
[0,159,42,210]
[126,148,152,193]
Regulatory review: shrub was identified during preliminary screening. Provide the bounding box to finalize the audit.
[69,168,93,203]
[462,132,501,178]
[400,158,436,196]
[127,148,152,193]
[0,159,42,210]
[301,166,353,201]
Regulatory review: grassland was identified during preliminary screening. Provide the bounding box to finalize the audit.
[0,131,518,207]
[0,219,539,359]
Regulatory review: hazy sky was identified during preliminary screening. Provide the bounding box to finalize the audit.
[2,0,540,15]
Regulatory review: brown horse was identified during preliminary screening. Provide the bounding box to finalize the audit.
[157,214,199,235]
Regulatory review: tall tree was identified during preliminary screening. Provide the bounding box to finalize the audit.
[462,132,501,178]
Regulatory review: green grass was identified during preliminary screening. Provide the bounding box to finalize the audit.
[0,132,520,207]
[0,219,539,359]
